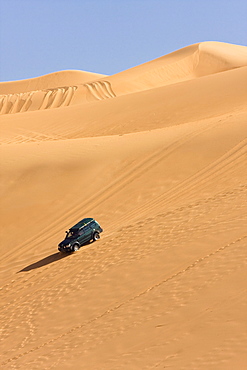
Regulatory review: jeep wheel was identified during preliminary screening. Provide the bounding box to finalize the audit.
[93,232,100,241]
[72,244,79,252]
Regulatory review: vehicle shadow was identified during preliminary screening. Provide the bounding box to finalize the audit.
[18,252,70,272]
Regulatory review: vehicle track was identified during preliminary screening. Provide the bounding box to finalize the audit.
[1,182,246,309]
[84,80,116,101]
[113,138,247,227]
[1,234,246,367]
[0,86,77,114]
[0,118,222,265]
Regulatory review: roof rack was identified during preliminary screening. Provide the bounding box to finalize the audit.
[70,218,94,231]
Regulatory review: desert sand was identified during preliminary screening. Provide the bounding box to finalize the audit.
[0,41,247,369]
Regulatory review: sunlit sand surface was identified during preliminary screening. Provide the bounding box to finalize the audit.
[0,42,247,369]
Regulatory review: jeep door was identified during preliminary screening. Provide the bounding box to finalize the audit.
[77,229,87,245]
[82,225,93,243]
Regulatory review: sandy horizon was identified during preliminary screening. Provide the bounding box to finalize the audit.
[0,41,247,369]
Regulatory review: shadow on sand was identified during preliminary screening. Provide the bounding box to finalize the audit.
[18,252,69,272]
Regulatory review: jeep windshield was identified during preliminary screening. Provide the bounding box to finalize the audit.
[66,230,78,238]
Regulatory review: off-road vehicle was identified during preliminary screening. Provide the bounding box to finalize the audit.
[58,218,103,253]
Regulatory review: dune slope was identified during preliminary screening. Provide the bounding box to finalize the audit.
[0,42,247,369]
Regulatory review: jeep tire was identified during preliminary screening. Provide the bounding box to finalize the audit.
[93,232,100,241]
[72,244,79,252]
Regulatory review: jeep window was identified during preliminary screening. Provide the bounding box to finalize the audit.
[67,230,78,238]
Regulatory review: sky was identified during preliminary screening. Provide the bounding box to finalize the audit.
[0,0,246,82]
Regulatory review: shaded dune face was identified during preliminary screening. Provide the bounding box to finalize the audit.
[0,41,247,370]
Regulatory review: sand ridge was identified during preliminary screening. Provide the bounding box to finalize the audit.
[1,41,246,116]
[0,41,247,369]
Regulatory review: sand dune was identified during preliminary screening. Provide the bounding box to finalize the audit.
[1,41,246,116]
[0,70,106,115]
[0,42,247,369]
[106,41,247,96]
[0,70,106,94]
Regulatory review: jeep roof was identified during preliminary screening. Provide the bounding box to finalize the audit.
[69,217,94,232]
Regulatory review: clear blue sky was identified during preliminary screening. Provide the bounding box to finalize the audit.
[0,0,246,82]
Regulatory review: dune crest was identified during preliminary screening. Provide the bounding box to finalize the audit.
[0,70,106,114]
[194,41,247,76]
[1,41,246,115]
[0,69,106,94]
[106,41,247,96]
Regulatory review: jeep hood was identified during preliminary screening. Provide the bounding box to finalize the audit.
[58,238,73,247]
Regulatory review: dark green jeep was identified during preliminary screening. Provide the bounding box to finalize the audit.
[58,218,103,253]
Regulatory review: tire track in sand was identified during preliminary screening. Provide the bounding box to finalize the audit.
[84,80,116,100]
[0,117,225,278]
[0,86,77,114]
[1,234,246,367]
